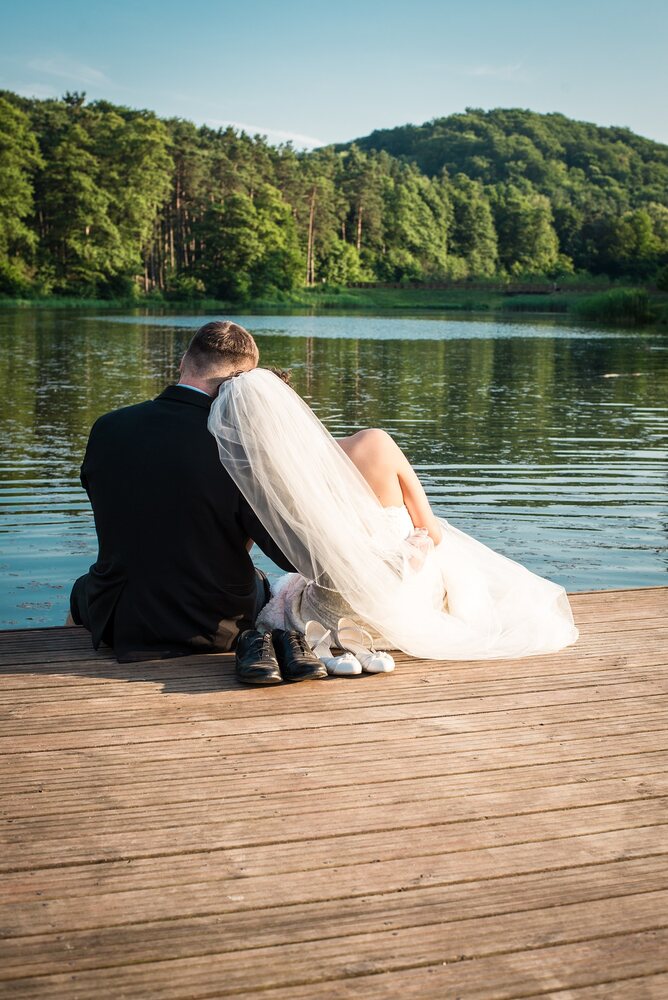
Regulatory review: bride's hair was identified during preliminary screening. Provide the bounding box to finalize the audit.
[184,321,259,374]
[266,366,292,386]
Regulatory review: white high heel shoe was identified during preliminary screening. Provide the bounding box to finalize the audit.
[336,618,395,673]
[304,621,362,676]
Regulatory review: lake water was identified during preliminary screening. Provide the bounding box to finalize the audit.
[1,308,666,629]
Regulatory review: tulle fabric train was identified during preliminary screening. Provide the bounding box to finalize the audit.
[208,369,578,660]
[256,508,578,659]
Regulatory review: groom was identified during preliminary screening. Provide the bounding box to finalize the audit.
[69,320,296,663]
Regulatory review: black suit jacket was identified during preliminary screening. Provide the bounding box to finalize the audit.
[77,385,293,661]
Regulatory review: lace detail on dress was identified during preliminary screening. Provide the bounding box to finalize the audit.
[381,504,414,540]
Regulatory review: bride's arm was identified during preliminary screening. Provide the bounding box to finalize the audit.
[397,451,443,545]
[339,429,442,544]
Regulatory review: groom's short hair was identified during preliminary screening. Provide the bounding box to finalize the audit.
[184,321,259,373]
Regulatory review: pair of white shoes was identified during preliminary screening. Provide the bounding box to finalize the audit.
[305,618,395,677]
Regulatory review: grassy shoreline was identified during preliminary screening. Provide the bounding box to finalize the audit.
[1,285,666,326]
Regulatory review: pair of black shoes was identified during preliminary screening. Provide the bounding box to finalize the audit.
[235,629,328,685]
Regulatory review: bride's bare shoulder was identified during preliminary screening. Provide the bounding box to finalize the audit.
[339,428,396,458]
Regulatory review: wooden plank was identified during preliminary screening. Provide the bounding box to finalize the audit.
[1,715,666,821]
[2,676,667,754]
[0,587,666,997]
[2,658,667,727]
[0,602,664,681]
[2,694,665,784]
[3,712,664,812]
[2,773,667,870]
[0,857,665,980]
[1,604,666,669]
[5,669,668,748]
[0,657,657,704]
[3,622,667,670]
[4,825,667,936]
[3,643,664,701]
[2,896,667,997]
[227,930,668,999]
[521,974,668,998]
[2,775,666,901]
[4,656,664,716]
[2,755,668,878]
[4,793,667,878]
[3,757,668,856]
[2,737,668,865]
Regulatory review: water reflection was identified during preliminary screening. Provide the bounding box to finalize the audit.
[1,309,666,627]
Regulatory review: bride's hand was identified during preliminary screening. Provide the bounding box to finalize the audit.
[405,528,433,571]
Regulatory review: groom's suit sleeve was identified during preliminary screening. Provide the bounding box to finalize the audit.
[238,497,296,572]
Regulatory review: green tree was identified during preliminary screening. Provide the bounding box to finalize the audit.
[92,107,173,293]
[490,184,560,275]
[347,107,668,280]
[252,183,304,293]
[3,91,668,295]
[319,240,366,284]
[446,173,498,276]
[196,184,302,299]
[340,146,385,264]
[163,117,210,278]
[580,208,662,278]
[378,163,449,281]
[0,97,42,292]
[37,120,122,293]
[298,150,348,285]
[646,202,668,271]
[196,194,260,299]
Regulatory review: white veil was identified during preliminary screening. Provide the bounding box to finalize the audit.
[208,368,578,660]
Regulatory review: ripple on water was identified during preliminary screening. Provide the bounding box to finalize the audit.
[1,310,666,627]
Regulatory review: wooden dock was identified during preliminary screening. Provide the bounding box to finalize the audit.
[0,586,667,998]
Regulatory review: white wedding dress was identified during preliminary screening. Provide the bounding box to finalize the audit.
[208,370,578,661]
[256,503,577,658]
[257,505,421,638]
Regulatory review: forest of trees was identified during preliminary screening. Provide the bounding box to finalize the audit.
[1,92,668,300]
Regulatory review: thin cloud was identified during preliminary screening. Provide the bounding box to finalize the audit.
[28,57,111,87]
[12,82,59,99]
[207,118,325,149]
[465,63,526,81]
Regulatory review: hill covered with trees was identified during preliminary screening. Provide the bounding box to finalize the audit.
[1,93,667,300]
[344,108,668,281]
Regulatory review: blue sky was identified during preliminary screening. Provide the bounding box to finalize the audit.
[2,0,666,147]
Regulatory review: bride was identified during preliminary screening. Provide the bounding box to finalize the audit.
[208,368,578,660]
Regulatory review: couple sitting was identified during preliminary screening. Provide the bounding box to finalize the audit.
[69,320,578,679]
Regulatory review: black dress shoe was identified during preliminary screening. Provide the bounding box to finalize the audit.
[235,630,282,685]
[272,629,328,682]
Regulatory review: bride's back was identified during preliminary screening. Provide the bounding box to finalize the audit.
[337,428,442,544]
[337,428,404,507]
